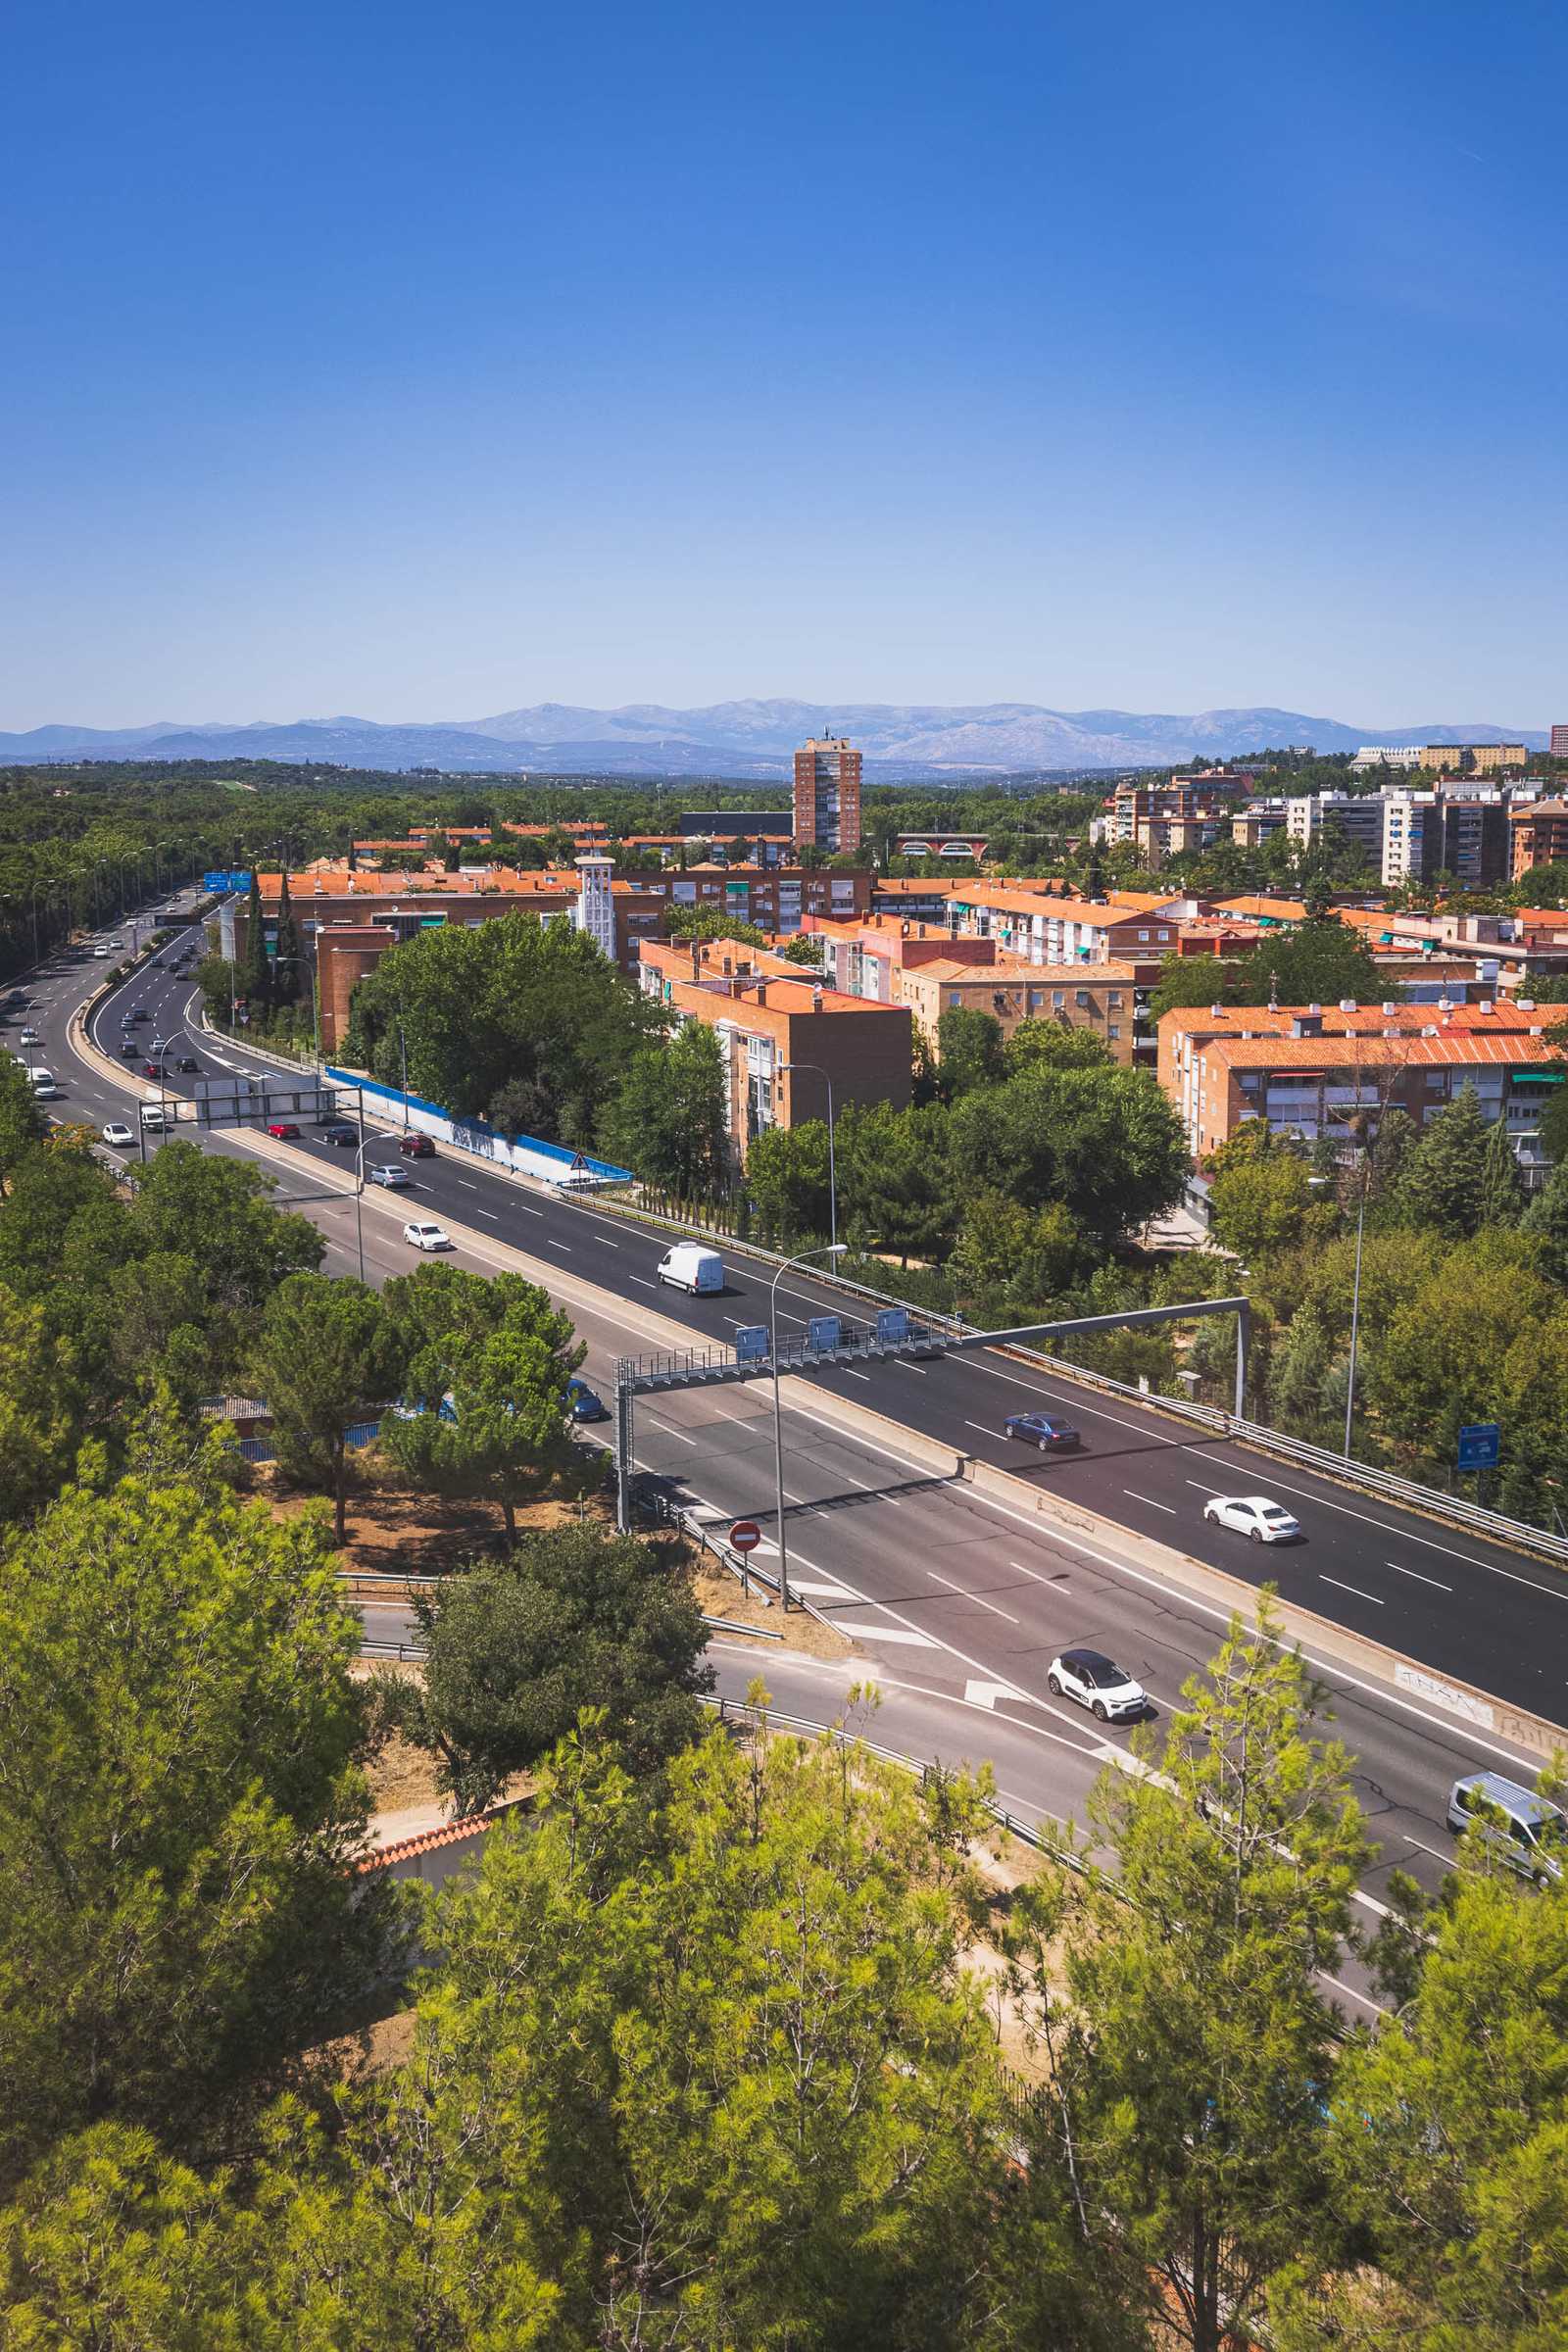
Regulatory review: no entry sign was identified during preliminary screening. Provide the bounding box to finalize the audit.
[729,1520,762,1554]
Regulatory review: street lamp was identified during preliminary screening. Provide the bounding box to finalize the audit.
[780,1059,838,1250]
[770,1241,847,1610]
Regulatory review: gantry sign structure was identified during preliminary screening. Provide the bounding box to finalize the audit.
[612,1293,1251,1535]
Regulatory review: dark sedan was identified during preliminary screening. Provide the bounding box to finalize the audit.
[1004,1411,1082,1451]
[567,1378,609,1423]
[319,1121,359,1147]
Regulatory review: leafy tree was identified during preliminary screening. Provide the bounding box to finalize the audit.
[1151,952,1247,1018]
[745,1116,833,1245]
[947,1063,1190,1245]
[662,904,768,947]
[0,1047,46,1192]
[270,868,305,1005]
[950,1193,1086,1318]
[1003,1018,1115,1074]
[1030,1600,1370,2352]
[387,1527,713,1811]
[250,1274,405,1542]
[0,1438,390,2180]
[1396,1085,1494,1239]
[1243,916,1392,1009]
[1369,1229,1548,1457]
[380,1266,583,1539]
[1523,1156,1568,1281]
[599,1019,729,1195]
[1208,1149,1316,1262]
[777,931,824,965]
[936,1004,1004,1098]
[839,1099,957,1264]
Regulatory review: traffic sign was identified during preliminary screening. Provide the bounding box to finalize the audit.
[729,1520,762,1554]
[1457,1422,1501,1472]
[735,1324,770,1363]
[808,1314,842,1353]
[876,1306,909,1345]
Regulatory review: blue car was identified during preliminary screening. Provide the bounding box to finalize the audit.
[1004,1411,1081,1452]
[567,1377,609,1423]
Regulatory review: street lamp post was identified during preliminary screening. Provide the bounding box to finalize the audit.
[780,1059,838,1250]
[1343,1159,1370,1460]
[770,1242,846,1609]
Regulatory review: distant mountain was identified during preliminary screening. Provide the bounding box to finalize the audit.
[0,704,1548,777]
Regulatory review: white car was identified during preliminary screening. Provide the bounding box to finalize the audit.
[101,1122,135,1149]
[140,1104,169,1129]
[403,1220,453,1251]
[1047,1648,1148,1723]
[92,946,109,958]
[19,1026,40,1048]
[1202,1494,1301,1544]
[109,937,124,949]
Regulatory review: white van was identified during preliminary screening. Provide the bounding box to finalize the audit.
[26,1065,57,1099]
[657,1243,724,1295]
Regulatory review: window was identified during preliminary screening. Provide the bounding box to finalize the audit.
[1075,990,1090,1008]
[949,991,961,1007]
[1108,991,1122,1007]
[1138,929,1150,942]
[1052,990,1065,1009]
[1108,1023,1121,1040]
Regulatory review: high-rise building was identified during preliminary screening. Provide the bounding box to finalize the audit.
[793,735,861,853]
[1550,724,1568,760]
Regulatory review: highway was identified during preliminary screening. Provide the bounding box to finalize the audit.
[12,907,1566,2015]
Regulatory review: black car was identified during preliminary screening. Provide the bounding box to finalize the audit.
[175,1055,200,1073]
[1004,1411,1082,1451]
[121,1041,141,1059]
[319,1121,359,1147]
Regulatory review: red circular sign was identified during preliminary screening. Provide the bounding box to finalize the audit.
[729,1520,762,1554]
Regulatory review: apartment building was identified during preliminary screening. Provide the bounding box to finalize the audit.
[1106,779,1244,867]
[1418,742,1529,773]
[635,936,910,1164]
[1230,800,1290,849]
[1510,799,1568,879]
[1285,792,1387,867]
[1159,998,1561,1179]
[1381,788,1517,889]
[792,735,861,853]
[1550,725,1568,760]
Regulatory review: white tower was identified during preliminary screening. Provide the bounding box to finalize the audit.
[574,853,616,963]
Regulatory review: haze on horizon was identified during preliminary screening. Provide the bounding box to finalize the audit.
[4,0,1566,735]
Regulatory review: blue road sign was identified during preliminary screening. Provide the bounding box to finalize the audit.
[734,1324,770,1364]
[1456,1422,1501,1472]
[808,1315,842,1353]
[876,1307,909,1345]
[203,869,253,894]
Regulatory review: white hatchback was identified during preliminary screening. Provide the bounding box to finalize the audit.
[101,1122,135,1149]
[1047,1648,1148,1723]
[1202,1495,1301,1544]
[403,1220,453,1251]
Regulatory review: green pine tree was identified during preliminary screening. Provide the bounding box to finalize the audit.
[1396,1084,1491,1239]
[1477,1103,1526,1229]
[237,871,271,1017]
[1523,1156,1568,1282]
[271,869,304,1006]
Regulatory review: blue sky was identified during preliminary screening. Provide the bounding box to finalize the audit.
[5,0,1566,729]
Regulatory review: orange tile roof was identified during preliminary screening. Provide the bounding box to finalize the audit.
[1208,895,1308,922]
[1204,1030,1559,1073]
[1166,1001,1541,1040]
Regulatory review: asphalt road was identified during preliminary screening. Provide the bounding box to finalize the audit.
[14,906,1562,2027]
[45,913,1568,1737]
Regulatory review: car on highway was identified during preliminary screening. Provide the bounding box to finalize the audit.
[1004,1411,1082,1451]
[266,1120,301,1141]
[403,1220,453,1251]
[657,1243,724,1294]
[398,1131,435,1157]
[319,1121,359,1146]
[1201,1495,1302,1544]
[150,1036,170,1054]
[1047,1648,1148,1723]
[566,1377,609,1423]
[141,1060,162,1079]
[141,1104,169,1128]
[101,1122,134,1149]
[109,937,124,949]
[366,1161,412,1188]
[26,1066,57,1099]
[174,1054,200,1073]
[121,1041,141,1059]
[1448,1772,1566,1887]
[128,1006,150,1021]
[19,1026,40,1048]
[92,946,109,958]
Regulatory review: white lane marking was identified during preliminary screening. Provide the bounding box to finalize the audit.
[456,1179,478,1190]
[630,1275,657,1289]
[595,1235,619,1247]
[788,1578,857,1598]
[843,1369,871,1382]
[965,1353,1185,1444]
[1318,1973,1386,2015]
[1006,1559,1069,1591]
[927,1570,1020,1625]
[832,1623,939,1647]
[547,1240,572,1251]
[1321,1575,1384,1605]
[476,1209,500,1220]
[642,1414,697,1446]
[1402,1835,1453,1865]
[1230,1466,1568,1602]
[1388,1560,1453,1593]
[893,1360,927,1374]
[723,1316,748,1327]
[965,1420,999,1438]
[934,1479,1553,1778]
[1124,1489,1177,1514]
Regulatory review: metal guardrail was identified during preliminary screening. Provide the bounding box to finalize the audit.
[702,1613,784,1642]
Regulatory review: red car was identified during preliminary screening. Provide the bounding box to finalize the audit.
[266,1120,300,1141]
[398,1131,435,1157]
[142,1060,160,1079]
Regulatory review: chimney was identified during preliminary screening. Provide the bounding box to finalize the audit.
[690,941,701,984]
[1479,999,1494,1013]
[1339,998,1356,1013]
[1307,1002,1322,1016]
[1381,1002,1396,1016]
[812,985,823,1011]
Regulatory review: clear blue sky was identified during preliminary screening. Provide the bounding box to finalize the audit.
[5,0,1566,730]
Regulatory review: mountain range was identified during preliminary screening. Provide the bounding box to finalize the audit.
[0,702,1548,779]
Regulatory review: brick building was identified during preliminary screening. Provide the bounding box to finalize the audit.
[635,935,911,1164]
[792,736,861,853]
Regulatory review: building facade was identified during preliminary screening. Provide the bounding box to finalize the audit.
[792,736,862,853]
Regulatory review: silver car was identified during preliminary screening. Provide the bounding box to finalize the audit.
[1448,1772,1565,1886]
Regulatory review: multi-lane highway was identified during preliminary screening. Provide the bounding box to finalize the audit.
[12,906,1565,2004]
[51,908,1568,1733]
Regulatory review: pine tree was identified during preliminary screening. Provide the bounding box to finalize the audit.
[237,871,270,1016]
[271,869,303,1006]
[1396,1084,1491,1238]
[1477,1102,1526,1229]
[1523,1156,1568,1282]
